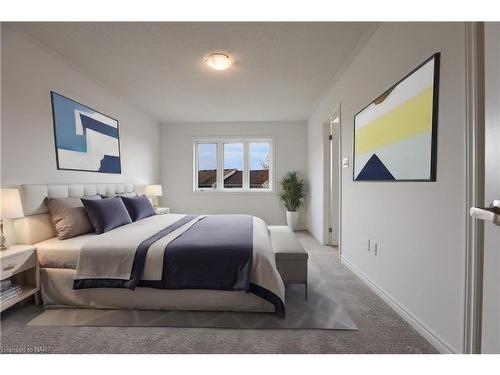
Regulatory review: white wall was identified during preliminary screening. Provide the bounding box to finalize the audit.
[306,23,467,353]
[160,122,306,226]
[1,25,160,187]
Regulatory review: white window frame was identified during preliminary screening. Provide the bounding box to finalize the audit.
[193,136,274,193]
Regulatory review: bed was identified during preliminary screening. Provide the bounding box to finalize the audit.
[14,183,285,315]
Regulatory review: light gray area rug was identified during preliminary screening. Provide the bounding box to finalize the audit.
[0,232,437,353]
[28,247,357,330]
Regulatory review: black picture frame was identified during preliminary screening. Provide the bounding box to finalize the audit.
[352,52,440,182]
[50,91,122,174]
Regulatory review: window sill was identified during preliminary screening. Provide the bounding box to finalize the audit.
[192,189,275,195]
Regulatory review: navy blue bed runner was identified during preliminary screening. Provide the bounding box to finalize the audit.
[73,215,284,316]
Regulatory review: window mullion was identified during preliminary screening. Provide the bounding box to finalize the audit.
[193,141,198,190]
[217,141,224,191]
[243,141,249,190]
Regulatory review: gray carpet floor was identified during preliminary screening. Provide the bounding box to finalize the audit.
[0,231,437,354]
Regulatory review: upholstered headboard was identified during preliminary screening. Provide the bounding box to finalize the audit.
[14,183,135,245]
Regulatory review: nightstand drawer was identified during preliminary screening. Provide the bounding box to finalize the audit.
[1,252,37,280]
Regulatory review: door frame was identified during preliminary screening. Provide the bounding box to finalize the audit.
[481,21,500,354]
[323,105,342,256]
[464,22,485,354]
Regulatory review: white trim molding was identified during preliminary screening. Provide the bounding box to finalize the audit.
[342,256,458,354]
[463,22,486,354]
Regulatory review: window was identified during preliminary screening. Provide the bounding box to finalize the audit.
[196,143,218,189]
[194,138,273,192]
[223,143,243,189]
[249,142,271,189]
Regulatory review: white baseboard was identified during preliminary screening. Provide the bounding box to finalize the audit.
[341,256,460,354]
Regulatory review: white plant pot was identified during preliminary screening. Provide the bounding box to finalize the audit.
[286,211,300,231]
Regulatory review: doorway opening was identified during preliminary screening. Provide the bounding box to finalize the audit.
[323,107,342,255]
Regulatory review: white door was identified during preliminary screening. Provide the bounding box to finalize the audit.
[482,22,500,354]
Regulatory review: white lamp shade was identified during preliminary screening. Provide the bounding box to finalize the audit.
[0,189,24,219]
[145,184,163,197]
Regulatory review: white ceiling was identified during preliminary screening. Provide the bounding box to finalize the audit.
[13,22,375,123]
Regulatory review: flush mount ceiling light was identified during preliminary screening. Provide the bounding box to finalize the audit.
[204,52,232,71]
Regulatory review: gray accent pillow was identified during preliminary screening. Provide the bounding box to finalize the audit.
[81,196,132,234]
[45,195,101,240]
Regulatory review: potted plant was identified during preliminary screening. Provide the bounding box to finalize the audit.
[279,171,306,231]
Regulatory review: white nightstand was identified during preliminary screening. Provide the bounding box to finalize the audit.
[1,245,40,312]
[155,207,170,215]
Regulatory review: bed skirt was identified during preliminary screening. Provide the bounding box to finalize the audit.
[40,268,275,313]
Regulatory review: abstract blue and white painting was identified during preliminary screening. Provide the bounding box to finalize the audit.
[51,92,121,174]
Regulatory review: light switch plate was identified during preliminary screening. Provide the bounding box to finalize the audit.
[342,157,349,168]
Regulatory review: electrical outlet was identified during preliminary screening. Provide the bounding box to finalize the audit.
[366,239,370,251]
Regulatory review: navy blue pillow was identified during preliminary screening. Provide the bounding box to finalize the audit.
[120,195,156,222]
[81,196,132,234]
[100,193,137,199]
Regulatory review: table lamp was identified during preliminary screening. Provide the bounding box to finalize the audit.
[145,184,163,209]
[0,189,24,250]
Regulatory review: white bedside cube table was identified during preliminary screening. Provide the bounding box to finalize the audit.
[1,245,40,312]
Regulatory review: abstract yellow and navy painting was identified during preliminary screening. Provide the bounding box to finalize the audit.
[51,92,121,174]
[353,53,440,181]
